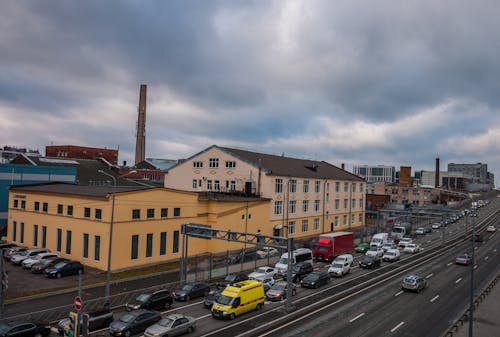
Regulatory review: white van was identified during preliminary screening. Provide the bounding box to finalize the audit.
[370,233,389,248]
[275,248,313,276]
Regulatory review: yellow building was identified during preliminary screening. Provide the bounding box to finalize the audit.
[8,183,270,271]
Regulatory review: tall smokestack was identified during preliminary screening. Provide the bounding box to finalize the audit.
[435,157,440,187]
[135,84,147,165]
[341,163,345,170]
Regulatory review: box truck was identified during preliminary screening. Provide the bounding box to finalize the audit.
[313,231,354,262]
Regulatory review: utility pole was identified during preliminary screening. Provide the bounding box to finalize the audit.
[468,208,476,337]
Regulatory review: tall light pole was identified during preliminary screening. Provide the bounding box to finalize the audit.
[98,169,136,306]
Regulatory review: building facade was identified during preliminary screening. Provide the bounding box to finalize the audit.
[46,145,119,165]
[448,163,488,184]
[352,165,395,183]
[367,182,439,206]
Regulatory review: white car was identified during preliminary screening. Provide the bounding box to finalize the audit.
[22,252,58,269]
[403,243,421,254]
[248,266,276,281]
[256,247,279,259]
[365,247,384,258]
[431,223,441,229]
[398,237,413,248]
[328,261,351,277]
[382,248,401,262]
[333,254,353,266]
[10,248,48,265]
[486,225,496,232]
[381,243,396,252]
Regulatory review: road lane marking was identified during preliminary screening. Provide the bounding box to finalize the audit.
[485,256,489,260]
[195,314,213,320]
[447,262,453,266]
[395,290,404,297]
[390,321,405,333]
[426,273,434,279]
[474,265,478,269]
[349,312,365,323]
[430,295,439,303]
[162,300,204,314]
[455,278,462,284]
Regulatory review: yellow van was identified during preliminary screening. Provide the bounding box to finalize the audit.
[211,280,265,319]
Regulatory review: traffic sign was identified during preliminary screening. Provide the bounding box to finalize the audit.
[74,296,83,311]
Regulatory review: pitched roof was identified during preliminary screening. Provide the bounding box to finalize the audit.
[9,182,151,198]
[219,146,364,181]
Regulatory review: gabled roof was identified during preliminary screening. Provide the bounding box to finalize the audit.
[143,158,180,170]
[9,182,151,198]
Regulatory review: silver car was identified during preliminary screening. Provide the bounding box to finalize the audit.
[144,314,196,337]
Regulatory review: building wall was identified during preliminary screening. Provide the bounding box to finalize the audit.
[399,166,412,186]
[352,165,395,183]
[46,145,119,165]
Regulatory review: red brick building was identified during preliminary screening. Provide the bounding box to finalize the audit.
[45,145,118,165]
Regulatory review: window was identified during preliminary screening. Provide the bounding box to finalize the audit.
[274,201,283,215]
[359,198,363,208]
[302,200,309,213]
[67,205,73,216]
[344,199,348,209]
[288,221,296,235]
[33,225,38,246]
[57,204,63,214]
[314,200,320,212]
[214,180,220,190]
[289,200,296,214]
[335,216,339,227]
[360,183,364,192]
[344,182,348,192]
[335,182,340,192]
[225,161,236,168]
[146,233,153,258]
[192,179,197,189]
[315,181,321,193]
[352,183,356,193]
[95,235,101,261]
[83,233,89,258]
[314,218,320,231]
[132,209,141,219]
[352,199,356,209]
[21,200,26,209]
[351,214,356,225]
[173,231,180,253]
[12,221,17,241]
[335,199,340,210]
[302,220,309,233]
[303,180,309,193]
[207,180,212,190]
[343,215,348,226]
[209,158,219,168]
[84,207,91,218]
[359,213,363,224]
[20,222,24,243]
[275,179,283,193]
[13,199,18,208]
[95,209,102,220]
[42,226,47,248]
[43,202,48,212]
[160,232,167,256]
[131,235,139,260]
[173,208,181,217]
[66,230,72,254]
[34,201,40,211]
[289,179,297,193]
[230,180,236,191]
[56,228,62,252]
[147,208,155,219]
[161,208,168,218]
[193,161,203,168]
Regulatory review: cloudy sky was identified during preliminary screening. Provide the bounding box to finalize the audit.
[1,1,500,184]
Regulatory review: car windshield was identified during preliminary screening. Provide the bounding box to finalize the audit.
[18,251,29,256]
[255,268,267,274]
[271,283,286,291]
[41,259,54,265]
[407,244,416,248]
[386,252,395,256]
[182,284,193,291]
[279,257,288,264]
[363,256,374,262]
[317,246,329,252]
[368,248,378,252]
[120,313,135,323]
[0,323,12,334]
[292,265,302,272]
[136,294,151,302]
[158,318,174,327]
[54,261,68,268]
[392,228,403,233]
[401,238,410,242]
[225,274,237,282]
[332,263,343,268]
[306,273,320,280]
[216,295,234,306]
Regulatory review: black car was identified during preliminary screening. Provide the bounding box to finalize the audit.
[0,321,51,337]
[216,273,248,289]
[126,289,173,311]
[359,255,381,269]
[109,310,161,337]
[44,260,84,278]
[57,308,113,335]
[31,257,67,274]
[283,262,313,283]
[300,271,330,289]
[172,282,210,301]
[203,289,223,309]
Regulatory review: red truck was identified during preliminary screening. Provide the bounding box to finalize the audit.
[313,231,354,262]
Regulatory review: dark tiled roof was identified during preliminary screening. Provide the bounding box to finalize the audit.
[198,191,270,202]
[219,146,364,181]
[10,182,151,198]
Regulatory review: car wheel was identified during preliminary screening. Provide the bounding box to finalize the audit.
[188,326,195,333]
[34,333,42,337]
[280,295,284,301]
[292,289,296,296]
[185,295,190,301]
[125,330,131,337]
[229,313,236,320]
[56,273,62,279]
[256,303,263,311]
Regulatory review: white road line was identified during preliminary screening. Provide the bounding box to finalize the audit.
[195,314,212,321]
[485,256,489,260]
[455,278,462,284]
[395,290,404,297]
[349,312,365,323]
[430,295,440,303]
[162,300,204,314]
[474,265,478,269]
[494,249,497,253]
[390,321,405,333]
[426,273,434,279]
[447,262,453,266]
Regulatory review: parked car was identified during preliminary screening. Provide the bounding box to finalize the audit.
[474,232,484,242]
[401,275,427,293]
[283,262,313,283]
[415,227,425,235]
[11,248,48,265]
[22,252,58,269]
[382,248,401,262]
[365,247,384,258]
[431,223,441,229]
[217,273,248,289]
[328,261,350,277]
[403,243,421,254]
[354,242,370,253]
[381,243,397,252]
[109,310,161,337]
[31,257,67,274]
[173,282,210,301]
[359,255,381,269]
[44,260,84,278]
[300,271,330,289]
[455,254,472,265]
[126,289,173,311]
[486,225,496,232]
[265,281,297,301]
[256,247,279,259]
[424,226,432,233]
[0,321,51,337]
[144,314,196,337]
[3,246,27,261]
[333,254,353,266]
[204,289,224,309]
[57,308,113,335]
[248,266,276,281]
[398,237,413,248]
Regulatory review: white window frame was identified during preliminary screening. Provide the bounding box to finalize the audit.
[314,218,320,231]
[303,180,309,193]
[314,200,320,212]
[302,200,309,213]
[289,200,297,214]
[302,220,309,233]
[289,179,297,193]
[288,221,296,235]
[315,180,321,193]
[275,179,283,193]
[274,201,283,215]
[209,158,219,168]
